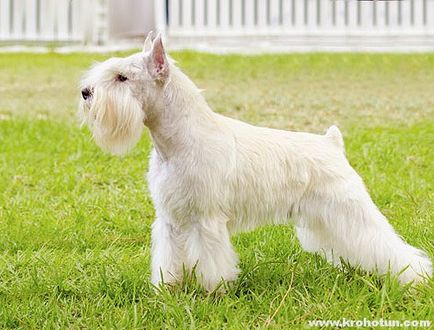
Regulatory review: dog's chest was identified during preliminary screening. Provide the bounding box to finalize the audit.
[147,149,232,221]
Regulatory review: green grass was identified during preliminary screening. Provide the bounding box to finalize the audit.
[0,52,433,328]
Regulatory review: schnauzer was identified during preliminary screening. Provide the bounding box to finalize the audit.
[79,32,432,291]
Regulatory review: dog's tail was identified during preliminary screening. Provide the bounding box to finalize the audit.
[325,125,344,150]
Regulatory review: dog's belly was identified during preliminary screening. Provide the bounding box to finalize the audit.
[226,166,308,234]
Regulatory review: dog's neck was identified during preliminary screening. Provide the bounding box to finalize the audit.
[145,66,219,161]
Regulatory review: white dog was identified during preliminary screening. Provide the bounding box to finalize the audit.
[79,32,432,291]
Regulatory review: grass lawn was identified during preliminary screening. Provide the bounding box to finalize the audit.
[0,51,433,328]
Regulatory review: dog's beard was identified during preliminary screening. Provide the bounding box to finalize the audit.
[80,86,145,155]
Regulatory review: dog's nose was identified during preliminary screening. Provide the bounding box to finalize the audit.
[81,88,91,100]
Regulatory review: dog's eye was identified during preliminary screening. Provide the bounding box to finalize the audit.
[116,74,128,82]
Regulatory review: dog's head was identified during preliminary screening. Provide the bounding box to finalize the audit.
[79,32,170,155]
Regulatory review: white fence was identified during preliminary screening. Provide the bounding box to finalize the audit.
[0,0,108,44]
[1,0,434,50]
[162,0,434,51]
[164,0,434,35]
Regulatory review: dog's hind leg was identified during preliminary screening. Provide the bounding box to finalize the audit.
[336,201,432,284]
[295,221,341,266]
[306,178,432,284]
[182,217,240,292]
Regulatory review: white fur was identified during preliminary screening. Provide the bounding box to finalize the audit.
[79,56,145,155]
[79,33,432,291]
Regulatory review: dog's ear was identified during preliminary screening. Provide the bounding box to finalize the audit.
[143,30,154,53]
[147,33,169,80]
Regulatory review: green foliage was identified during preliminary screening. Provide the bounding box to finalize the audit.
[0,52,432,328]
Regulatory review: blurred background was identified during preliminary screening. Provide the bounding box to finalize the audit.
[0,0,434,52]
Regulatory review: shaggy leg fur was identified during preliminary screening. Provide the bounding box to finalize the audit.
[151,215,240,290]
[296,222,340,266]
[182,219,239,291]
[296,177,432,283]
[151,217,183,286]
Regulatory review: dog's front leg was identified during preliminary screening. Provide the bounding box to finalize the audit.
[150,216,183,288]
[183,219,240,292]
